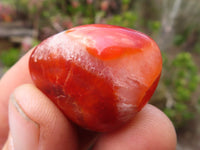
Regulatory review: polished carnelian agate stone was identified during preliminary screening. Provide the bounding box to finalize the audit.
[29,24,162,132]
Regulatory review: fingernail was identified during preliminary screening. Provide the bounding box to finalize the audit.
[9,94,40,150]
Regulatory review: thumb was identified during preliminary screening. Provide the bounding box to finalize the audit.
[2,84,78,150]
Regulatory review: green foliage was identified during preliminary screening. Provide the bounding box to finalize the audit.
[0,48,21,67]
[173,27,195,46]
[3,0,165,40]
[1,0,14,4]
[107,11,138,29]
[194,41,200,54]
[174,34,187,46]
[147,20,161,33]
[122,0,131,5]
[161,52,200,128]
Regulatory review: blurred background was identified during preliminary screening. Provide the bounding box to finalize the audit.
[0,0,199,149]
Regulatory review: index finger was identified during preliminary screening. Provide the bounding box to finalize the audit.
[0,49,33,147]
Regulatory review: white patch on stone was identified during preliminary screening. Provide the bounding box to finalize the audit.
[117,102,136,122]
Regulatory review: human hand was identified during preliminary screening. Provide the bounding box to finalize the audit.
[0,50,177,150]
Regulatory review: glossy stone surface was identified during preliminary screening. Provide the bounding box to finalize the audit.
[29,24,162,132]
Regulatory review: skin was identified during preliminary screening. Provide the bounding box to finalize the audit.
[0,49,177,150]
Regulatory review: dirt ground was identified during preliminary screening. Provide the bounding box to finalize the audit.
[177,114,200,150]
